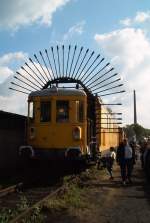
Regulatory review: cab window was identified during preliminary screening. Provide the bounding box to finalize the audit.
[76,101,84,122]
[29,101,34,120]
[56,101,69,122]
[40,101,51,122]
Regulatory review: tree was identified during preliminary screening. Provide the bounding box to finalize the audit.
[124,123,150,142]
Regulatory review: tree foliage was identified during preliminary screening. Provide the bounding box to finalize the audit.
[123,123,150,141]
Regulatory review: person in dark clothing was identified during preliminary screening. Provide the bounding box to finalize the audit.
[140,141,147,169]
[129,141,136,172]
[116,139,135,185]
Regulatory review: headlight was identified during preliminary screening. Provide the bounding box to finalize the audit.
[30,127,35,139]
[72,126,81,140]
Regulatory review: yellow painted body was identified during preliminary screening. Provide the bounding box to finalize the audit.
[26,89,122,159]
[28,94,87,154]
[97,106,120,155]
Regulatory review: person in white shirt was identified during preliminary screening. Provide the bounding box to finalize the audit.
[105,147,116,180]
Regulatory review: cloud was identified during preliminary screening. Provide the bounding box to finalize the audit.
[0,0,70,30]
[0,93,28,115]
[0,67,13,83]
[0,52,27,83]
[95,28,150,70]
[120,11,150,26]
[135,11,150,23]
[0,52,28,66]
[0,51,28,116]
[63,21,85,41]
[0,74,28,116]
[94,28,150,128]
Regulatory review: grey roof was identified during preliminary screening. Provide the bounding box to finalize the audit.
[29,87,86,97]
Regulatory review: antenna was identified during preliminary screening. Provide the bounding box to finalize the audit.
[9,45,125,103]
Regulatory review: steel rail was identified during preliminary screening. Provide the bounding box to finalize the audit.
[65,45,71,77]
[51,46,58,79]
[62,45,65,77]
[11,82,32,92]
[23,63,44,87]
[87,67,114,89]
[34,54,49,82]
[0,183,23,198]
[76,51,94,80]
[45,49,55,79]
[40,51,52,80]
[9,186,64,223]
[69,45,77,76]
[74,48,89,79]
[29,58,46,85]
[16,71,41,90]
[14,76,39,91]
[81,57,104,83]
[9,87,29,94]
[71,46,83,78]
[84,62,110,86]
[79,54,100,82]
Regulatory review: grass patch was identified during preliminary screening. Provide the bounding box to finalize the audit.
[0,208,17,223]
[0,195,30,223]
[22,206,44,223]
[0,168,98,222]
[42,171,94,213]
[42,183,86,213]
[0,195,45,223]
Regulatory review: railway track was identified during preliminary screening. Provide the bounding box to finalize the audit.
[0,178,63,222]
[0,161,88,222]
[0,183,23,198]
[0,172,82,222]
[9,186,65,223]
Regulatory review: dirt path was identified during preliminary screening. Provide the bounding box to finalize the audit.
[73,161,150,223]
[40,160,150,223]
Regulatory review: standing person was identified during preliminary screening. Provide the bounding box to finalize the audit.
[116,139,134,185]
[129,141,136,173]
[143,140,150,179]
[140,140,147,169]
[105,147,116,180]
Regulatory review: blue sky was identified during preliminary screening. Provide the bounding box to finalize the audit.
[0,0,150,128]
[1,0,150,54]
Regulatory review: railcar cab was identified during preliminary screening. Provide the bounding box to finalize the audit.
[20,86,87,160]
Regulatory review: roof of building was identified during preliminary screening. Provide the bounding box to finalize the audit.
[0,110,27,130]
[0,110,26,119]
[29,87,86,97]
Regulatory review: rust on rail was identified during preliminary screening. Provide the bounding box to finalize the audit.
[0,183,23,198]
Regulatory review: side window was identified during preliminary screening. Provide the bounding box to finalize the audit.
[29,101,34,120]
[56,101,69,122]
[40,101,51,122]
[76,101,84,122]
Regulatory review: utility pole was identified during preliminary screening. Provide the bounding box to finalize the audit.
[133,90,137,125]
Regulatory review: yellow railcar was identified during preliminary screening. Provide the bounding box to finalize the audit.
[10,45,125,162]
[19,87,122,160]
[100,129,120,154]
[99,106,121,155]
[20,87,88,160]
